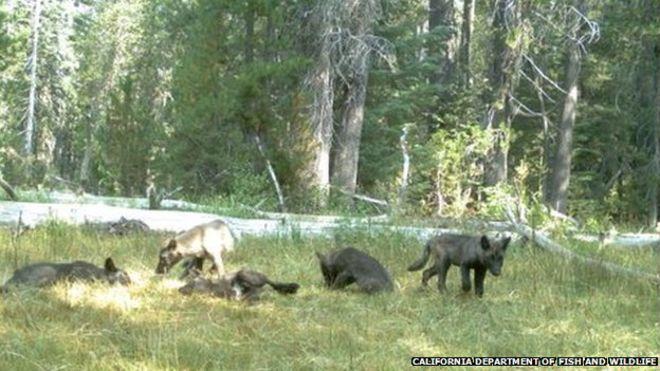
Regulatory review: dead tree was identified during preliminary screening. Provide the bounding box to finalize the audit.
[24,0,42,157]
[546,1,599,212]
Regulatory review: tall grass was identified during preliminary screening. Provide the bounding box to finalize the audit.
[0,224,658,370]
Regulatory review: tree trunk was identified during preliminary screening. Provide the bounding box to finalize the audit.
[332,60,369,196]
[79,108,95,192]
[429,0,456,86]
[649,40,659,227]
[535,67,553,202]
[24,0,42,157]
[54,124,75,180]
[547,6,583,213]
[331,0,377,199]
[245,5,254,64]
[306,41,334,207]
[482,0,520,186]
[458,0,474,88]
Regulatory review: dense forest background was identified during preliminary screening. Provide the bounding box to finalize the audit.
[0,0,658,229]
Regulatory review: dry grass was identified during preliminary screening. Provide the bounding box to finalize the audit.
[0,223,658,370]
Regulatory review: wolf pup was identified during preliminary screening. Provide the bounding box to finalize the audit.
[178,268,299,301]
[316,247,393,294]
[2,258,131,292]
[155,219,235,278]
[408,234,511,297]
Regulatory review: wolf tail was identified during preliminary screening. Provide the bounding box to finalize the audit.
[266,280,300,295]
[407,240,432,271]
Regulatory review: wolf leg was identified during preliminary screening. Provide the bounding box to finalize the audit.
[180,257,205,279]
[474,268,486,297]
[436,259,451,293]
[330,271,355,289]
[421,266,439,286]
[208,251,225,277]
[460,265,472,292]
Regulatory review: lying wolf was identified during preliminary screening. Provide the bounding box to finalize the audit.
[178,268,300,301]
[83,217,149,236]
[408,233,511,297]
[316,247,393,294]
[156,219,235,278]
[2,258,131,292]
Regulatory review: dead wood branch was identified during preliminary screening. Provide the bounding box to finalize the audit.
[333,186,389,208]
[504,207,660,284]
[253,134,287,212]
[0,177,18,200]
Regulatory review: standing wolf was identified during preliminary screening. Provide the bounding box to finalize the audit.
[316,247,393,294]
[178,268,300,301]
[408,234,511,297]
[155,219,235,278]
[2,258,131,292]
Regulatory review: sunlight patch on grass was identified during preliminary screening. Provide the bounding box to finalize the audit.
[54,282,141,312]
[158,277,187,290]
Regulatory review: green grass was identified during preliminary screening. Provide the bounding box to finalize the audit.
[0,224,658,370]
[558,237,660,273]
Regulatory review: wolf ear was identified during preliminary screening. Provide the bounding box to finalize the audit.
[166,238,177,250]
[480,235,491,250]
[501,237,511,250]
[104,257,118,272]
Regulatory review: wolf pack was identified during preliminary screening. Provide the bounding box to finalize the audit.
[1,219,511,301]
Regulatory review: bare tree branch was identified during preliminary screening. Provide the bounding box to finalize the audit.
[509,94,544,118]
[523,54,567,94]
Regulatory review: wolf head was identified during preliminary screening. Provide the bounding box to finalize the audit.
[480,236,511,276]
[104,258,132,285]
[155,238,183,274]
[315,252,334,287]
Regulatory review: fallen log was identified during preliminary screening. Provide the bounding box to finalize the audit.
[572,232,660,249]
[504,209,660,285]
[450,217,660,249]
[17,190,203,210]
[237,203,389,224]
[0,201,454,241]
[17,190,390,226]
[4,192,659,249]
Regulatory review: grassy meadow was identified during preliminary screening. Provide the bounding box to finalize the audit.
[0,222,658,370]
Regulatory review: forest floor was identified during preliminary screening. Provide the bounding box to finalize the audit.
[0,224,658,370]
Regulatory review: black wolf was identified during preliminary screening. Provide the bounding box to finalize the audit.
[408,234,511,297]
[178,268,300,301]
[315,247,393,294]
[155,219,235,278]
[2,258,131,292]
